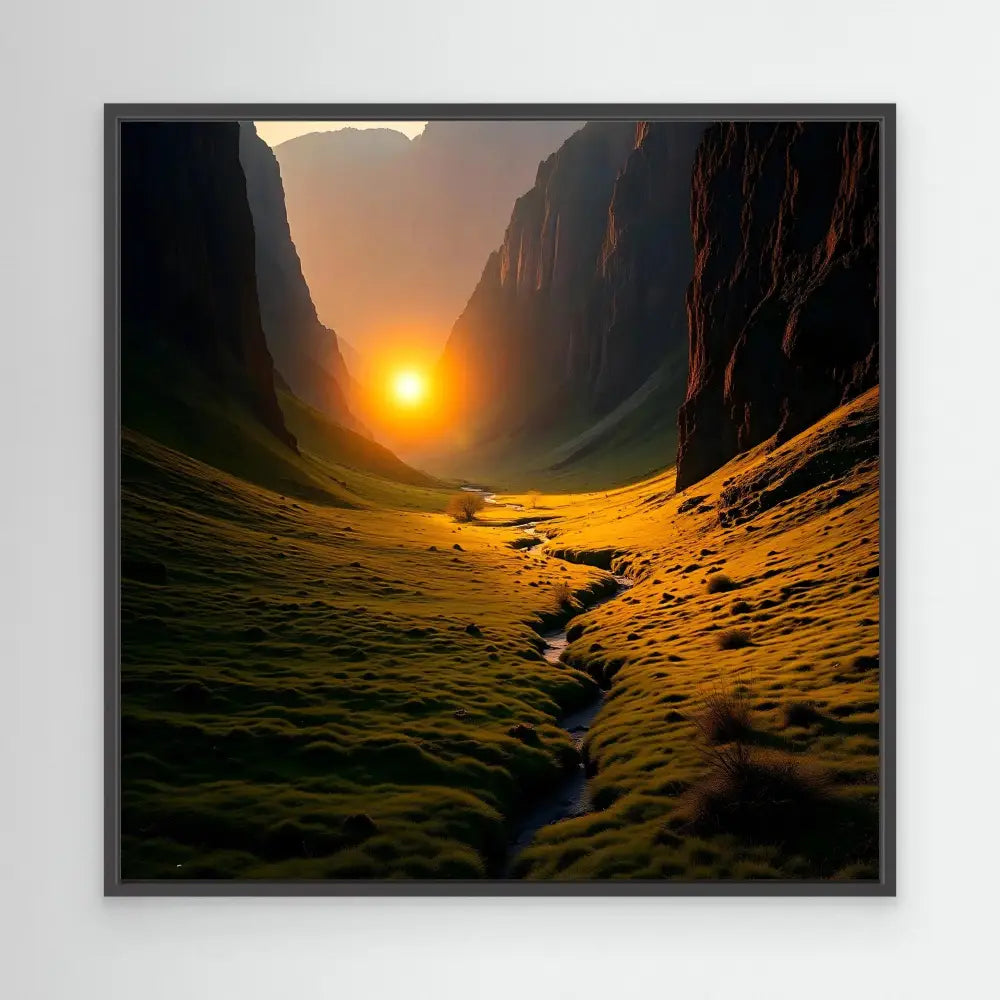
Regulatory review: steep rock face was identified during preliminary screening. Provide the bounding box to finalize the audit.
[439,120,704,462]
[676,121,879,489]
[120,121,294,448]
[589,121,706,410]
[237,123,360,430]
[440,123,637,444]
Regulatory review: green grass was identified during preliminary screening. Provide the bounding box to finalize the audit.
[120,430,609,879]
[498,388,881,880]
[121,382,880,882]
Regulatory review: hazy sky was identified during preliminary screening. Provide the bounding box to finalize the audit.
[254,121,427,147]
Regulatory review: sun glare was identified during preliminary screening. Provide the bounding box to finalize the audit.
[391,369,427,407]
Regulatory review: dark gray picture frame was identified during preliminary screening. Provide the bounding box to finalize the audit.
[105,102,895,897]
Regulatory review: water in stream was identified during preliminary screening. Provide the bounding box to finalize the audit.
[504,524,633,870]
[464,488,633,871]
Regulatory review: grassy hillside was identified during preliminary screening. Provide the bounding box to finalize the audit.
[120,430,612,879]
[121,385,879,881]
[277,388,446,507]
[124,344,446,511]
[496,388,881,879]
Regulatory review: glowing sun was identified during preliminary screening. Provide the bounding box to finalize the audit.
[391,369,427,407]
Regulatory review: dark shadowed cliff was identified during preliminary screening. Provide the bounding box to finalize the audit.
[436,121,705,482]
[590,121,706,407]
[676,121,880,489]
[237,123,362,432]
[272,121,581,359]
[120,121,295,450]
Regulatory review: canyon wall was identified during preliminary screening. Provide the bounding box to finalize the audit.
[439,121,705,469]
[120,121,294,449]
[238,123,360,430]
[676,121,880,489]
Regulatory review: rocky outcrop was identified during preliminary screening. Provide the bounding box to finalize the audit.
[438,121,704,461]
[120,121,294,448]
[676,121,880,490]
[237,124,361,430]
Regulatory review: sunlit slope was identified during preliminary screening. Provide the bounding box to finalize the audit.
[500,387,881,879]
[120,432,612,878]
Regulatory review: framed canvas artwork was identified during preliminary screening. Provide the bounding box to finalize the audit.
[106,104,894,894]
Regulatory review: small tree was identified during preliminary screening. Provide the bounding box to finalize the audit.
[528,490,541,509]
[446,492,486,522]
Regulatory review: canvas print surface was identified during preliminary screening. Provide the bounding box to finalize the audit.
[115,116,883,885]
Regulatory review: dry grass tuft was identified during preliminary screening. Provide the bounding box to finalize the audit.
[683,669,833,846]
[684,741,831,843]
[696,682,753,744]
[552,581,574,609]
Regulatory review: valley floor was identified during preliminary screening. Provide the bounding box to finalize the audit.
[120,387,880,881]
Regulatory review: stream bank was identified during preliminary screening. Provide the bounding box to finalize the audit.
[468,491,634,873]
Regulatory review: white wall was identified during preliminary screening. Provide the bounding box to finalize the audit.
[2,2,998,997]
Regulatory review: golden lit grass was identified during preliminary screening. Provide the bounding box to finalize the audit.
[120,429,611,879]
[122,385,880,882]
[504,388,880,880]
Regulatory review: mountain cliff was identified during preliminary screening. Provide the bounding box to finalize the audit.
[120,121,295,450]
[676,121,880,489]
[237,123,361,431]
[441,123,637,441]
[436,121,705,481]
[272,121,581,359]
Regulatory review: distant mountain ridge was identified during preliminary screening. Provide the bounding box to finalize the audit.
[272,120,582,358]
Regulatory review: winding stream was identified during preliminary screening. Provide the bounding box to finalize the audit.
[465,489,634,871]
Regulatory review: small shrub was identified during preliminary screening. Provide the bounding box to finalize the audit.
[684,743,830,843]
[718,628,752,650]
[446,492,486,522]
[707,573,738,594]
[730,599,752,615]
[552,581,574,608]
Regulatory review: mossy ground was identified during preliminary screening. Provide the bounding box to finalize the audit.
[498,388,881,880]
[121,428,607,879]
[121,387,880,881]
